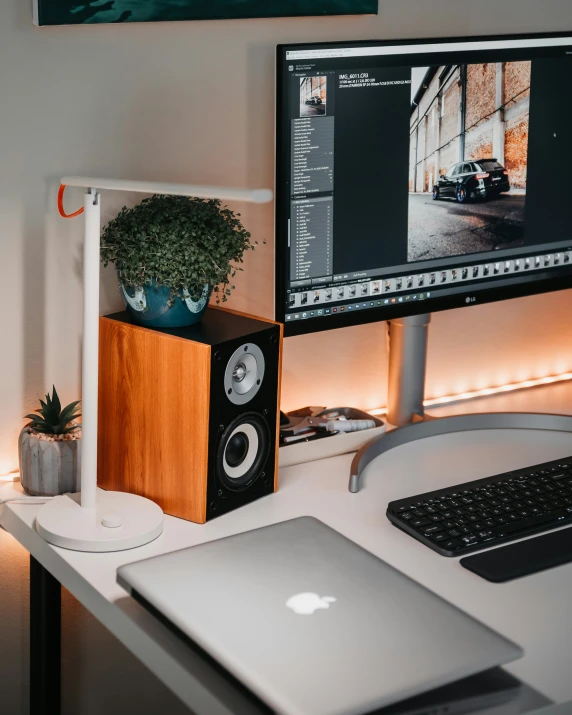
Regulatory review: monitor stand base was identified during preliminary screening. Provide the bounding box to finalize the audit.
[348,314,572,493]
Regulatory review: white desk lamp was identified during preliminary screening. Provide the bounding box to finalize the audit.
[35,177,273,552]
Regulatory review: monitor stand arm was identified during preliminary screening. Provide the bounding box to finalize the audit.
[348,313,572,493]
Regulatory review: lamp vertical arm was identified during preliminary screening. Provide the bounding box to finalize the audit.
[81,189,100,510]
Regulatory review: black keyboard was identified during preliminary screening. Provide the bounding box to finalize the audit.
[387,456,572,557]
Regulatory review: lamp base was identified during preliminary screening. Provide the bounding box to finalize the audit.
[35,491,164,552]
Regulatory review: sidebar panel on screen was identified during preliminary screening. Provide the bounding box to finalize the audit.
[289,73,336,290]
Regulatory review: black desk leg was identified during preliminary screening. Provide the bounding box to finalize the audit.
[30,556,61,715]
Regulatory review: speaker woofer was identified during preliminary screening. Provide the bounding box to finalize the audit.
[224,343,265,405]
[216,413,270,491]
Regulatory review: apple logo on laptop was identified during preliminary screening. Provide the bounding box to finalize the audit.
[286,592,337,615]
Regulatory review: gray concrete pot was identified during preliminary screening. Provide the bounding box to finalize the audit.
[18,427,81,496]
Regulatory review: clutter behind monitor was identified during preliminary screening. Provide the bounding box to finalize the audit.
[279,406,385,467]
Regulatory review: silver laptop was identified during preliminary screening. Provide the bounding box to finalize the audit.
[117,517,522,715]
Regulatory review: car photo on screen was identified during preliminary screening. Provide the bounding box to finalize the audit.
[300,76,327,117]
[407,61,530,262]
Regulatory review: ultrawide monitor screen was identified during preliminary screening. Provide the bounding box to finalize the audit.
[275,33,572,336]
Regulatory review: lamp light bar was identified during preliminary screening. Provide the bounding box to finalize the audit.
[61,177,273,204]
[369,371,572,417]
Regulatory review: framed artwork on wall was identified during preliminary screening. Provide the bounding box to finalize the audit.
[33,1,378,26]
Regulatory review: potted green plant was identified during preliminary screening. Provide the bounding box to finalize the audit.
[100,194,261,328]
[19,387,82,496]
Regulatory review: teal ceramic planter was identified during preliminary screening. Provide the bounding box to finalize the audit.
[121,280,211,328]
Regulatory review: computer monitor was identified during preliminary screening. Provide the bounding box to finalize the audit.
[275,32,572,337]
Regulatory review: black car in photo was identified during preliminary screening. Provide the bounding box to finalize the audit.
[304,95,322,105]
[432,159,510,203]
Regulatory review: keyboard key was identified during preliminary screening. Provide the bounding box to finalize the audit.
[411,518,430,528]
[461,535,479,544]
[431,533,447,542]
[423,525,444,535]
[448,529,461,537]
[429,515,443,522]
[443,521,457,529]
[425,506,439,514]
[441,539,463,551]
[477,530,494,540]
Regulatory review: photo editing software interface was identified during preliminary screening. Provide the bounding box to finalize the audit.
[276,35,572,333]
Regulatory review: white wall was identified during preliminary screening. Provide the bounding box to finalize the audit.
[1,1,572,712]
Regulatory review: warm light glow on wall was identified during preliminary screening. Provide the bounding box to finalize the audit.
[0,472,19,483]
[369,372,572,416]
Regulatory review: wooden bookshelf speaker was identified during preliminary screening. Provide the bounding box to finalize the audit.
[98,308,283,523]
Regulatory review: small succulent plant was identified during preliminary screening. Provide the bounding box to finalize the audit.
[24,387,81,435]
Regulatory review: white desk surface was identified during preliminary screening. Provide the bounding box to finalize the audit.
[3,382,572,714]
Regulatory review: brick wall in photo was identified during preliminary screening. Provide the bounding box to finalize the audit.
[505,115,529,188]
[504,61,531,104]
[466,63,496,130]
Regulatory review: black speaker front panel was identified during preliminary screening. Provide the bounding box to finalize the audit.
[206,323,280,520]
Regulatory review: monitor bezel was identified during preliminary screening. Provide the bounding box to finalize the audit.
[275,31,572,337]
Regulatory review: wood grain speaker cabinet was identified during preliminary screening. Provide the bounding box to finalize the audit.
[98,308,283,523]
